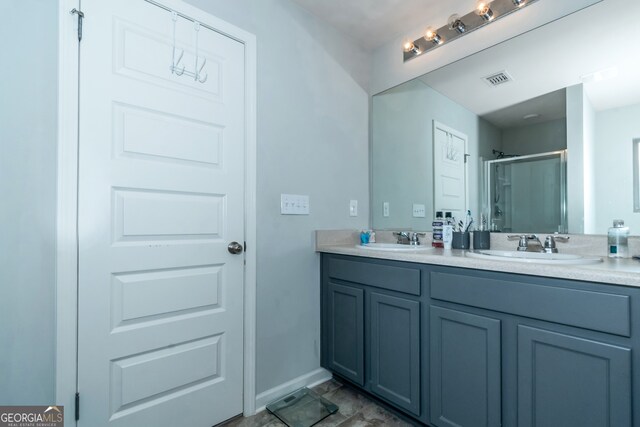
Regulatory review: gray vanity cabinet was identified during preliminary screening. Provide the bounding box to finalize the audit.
[321,255,427,422]
[429,306,501,427]
[369,292,420,415]
[321,253,640,426]
[517,325,631,427]
[325,281,365,385]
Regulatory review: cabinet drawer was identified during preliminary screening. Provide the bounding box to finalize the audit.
[430,271,630,336]
[329,258,421,296]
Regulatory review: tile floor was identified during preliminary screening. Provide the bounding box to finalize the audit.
[220,378,417,427]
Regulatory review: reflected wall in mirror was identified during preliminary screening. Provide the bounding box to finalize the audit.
[371,0,640,235]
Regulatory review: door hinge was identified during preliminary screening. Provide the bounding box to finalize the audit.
[244,241,247,252]
[75,392,80,421]
[70,8,84,42]
[464,153,471,164]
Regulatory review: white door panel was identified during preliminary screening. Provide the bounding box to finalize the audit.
[77,1,245,426]
[433,121,468,220]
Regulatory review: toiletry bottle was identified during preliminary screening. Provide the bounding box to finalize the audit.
[360,230,370,245]
[608,219,629,258]
[432,211,444,248]
[368,230,376,243]
[442,224,453,250]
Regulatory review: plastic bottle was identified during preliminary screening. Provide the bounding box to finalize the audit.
[432,211,444,248]
[442,225,453,250]
[608,219,629,258]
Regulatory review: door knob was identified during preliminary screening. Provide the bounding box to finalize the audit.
[227,241,244,254]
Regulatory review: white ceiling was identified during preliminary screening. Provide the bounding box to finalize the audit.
[289,0,478,51]
[482,89,566,129]
[418,0,640,115]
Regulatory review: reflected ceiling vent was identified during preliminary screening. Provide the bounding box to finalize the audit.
[483,70,514,87]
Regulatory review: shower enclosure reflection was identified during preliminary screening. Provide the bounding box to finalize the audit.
[486,151,567,233]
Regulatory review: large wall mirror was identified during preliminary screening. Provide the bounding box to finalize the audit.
[371,0,640,235]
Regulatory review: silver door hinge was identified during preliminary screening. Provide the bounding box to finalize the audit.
[70,8,84,41]
[75,392,80,421]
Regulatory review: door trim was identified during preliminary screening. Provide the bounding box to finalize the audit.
[55,0,258,420]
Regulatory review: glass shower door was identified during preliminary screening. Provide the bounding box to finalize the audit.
[486,151,567,233]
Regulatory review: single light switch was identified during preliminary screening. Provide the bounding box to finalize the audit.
[383,202,390,217]
[349,200,358,217]
[413,203,426,218]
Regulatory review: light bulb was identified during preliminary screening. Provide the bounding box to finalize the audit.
[402,38,414,52]
[448,14,466,34]
[424,27,443,45]
[476,1,494,20]
[402,38,421,55]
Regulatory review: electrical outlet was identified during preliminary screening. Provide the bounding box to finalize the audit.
[413,203,426,218]
[383,202,390,217]
[280,194,310,215]
[349,200,358,217]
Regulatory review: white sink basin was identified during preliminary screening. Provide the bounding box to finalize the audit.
[466,250,603,265]
[358,243,434,252]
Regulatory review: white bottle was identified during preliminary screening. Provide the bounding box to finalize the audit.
[608,219,629,258]
[442,225,453,250]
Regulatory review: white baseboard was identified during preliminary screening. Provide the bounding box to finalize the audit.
[254,368,333,412]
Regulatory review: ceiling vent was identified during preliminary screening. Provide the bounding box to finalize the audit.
[483,70,514,87]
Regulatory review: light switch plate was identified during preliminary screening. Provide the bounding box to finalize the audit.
[383,202,390,217]
[349,200,358,217]
[281,194,310,215]
[413,203,426,218]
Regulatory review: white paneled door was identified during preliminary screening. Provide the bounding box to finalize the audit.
[433,121,468,221]
[77,1,245,426]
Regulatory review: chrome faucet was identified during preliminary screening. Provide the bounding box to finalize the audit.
[542,234,569,253]
[508,234,569,253]
[508,234,543,252]
[394,231,426,245]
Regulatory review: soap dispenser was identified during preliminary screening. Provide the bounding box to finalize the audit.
[608,219,629,258]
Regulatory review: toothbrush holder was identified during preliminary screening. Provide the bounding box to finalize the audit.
[452,232,471,250]
[473,231,491,250]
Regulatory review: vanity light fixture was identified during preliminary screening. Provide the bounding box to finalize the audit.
[476,1,494,21]
[425,27,443,45]
[448,15,467,34]
[402,0,538,62]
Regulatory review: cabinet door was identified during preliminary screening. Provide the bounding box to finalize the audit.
[518,325,631,427]
[430,306,501,427]
[326,282,364,385]
[369,292,421,415]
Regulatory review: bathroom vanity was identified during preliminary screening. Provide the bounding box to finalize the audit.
[319,245,640,427]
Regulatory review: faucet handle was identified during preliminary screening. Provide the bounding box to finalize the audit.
[409,232,426,245]
[544,234,569,250]
[508,235,538,251]
[393,231,410,244]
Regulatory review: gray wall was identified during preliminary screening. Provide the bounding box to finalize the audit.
[566,84,586,234]
[0,1,58,404]
[566,84,596,234]
[594,102,640,234]
[183,0,370,394]
[371,79,499,230]
[500,119,567,156]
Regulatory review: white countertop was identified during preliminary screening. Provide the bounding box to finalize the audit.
[317,243,640,288]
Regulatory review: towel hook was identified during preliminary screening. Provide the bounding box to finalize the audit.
[170,11,185,76]
[193,21,208,83]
